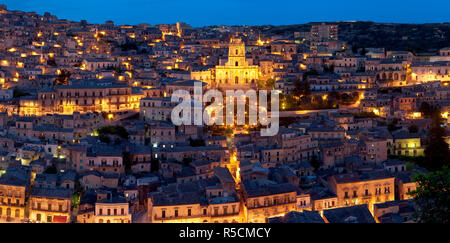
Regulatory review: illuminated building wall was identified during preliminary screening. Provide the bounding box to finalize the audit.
[95,202,131,223]
[244,191,297,223]
[0,184,27,222]
[329,174,396,211]
[214,38,259,89]
[147,201,241,223]
[411,62,450,83]
[398,180,418,201]
[19,83,142,116]
[29,189,72,223]
[393,138,424,157]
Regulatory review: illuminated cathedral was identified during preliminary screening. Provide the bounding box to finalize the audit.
[191,37,259,90]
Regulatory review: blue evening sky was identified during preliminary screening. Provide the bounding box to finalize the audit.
[1,0,449,27]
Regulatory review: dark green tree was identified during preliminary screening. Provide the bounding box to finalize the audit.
[424,110,450,170]
[189,138,205,147]
[55,69,71,85]
[310,154,320,171]
[122,151,132,174]
[408,124,419,133]
[409,167,450,223]
[419,102,433,118]
[265,78,276,89]
[360,47,367,56]
[182,157,193,165]
[44,165,57,174]
[150,158,160,172]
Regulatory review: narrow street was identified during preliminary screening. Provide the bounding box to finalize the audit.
[226,132,247,223]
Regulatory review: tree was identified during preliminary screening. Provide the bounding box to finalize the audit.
[409,166,450,223]
[55,69,71,85]
[182,157,193,165]
[419,102,433,118]
[265,78,275,89]
[13,89,30,98]
[189,138,205,147]
[351,44,358,54]
[294,77,311,99]
[122,151,132,174]
[387,118,400,132]
[150,158,160,172]
[310,154,320,171]
[47,59,57,66]
[45,165,57,174]
[424,110,450,170]
[408,124,419,133]
[360,47,367,56]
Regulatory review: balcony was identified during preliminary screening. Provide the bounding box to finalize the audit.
[209,212,239,218]
[248,200,296,210]
[31,207,70,213]
[0,201,25,207]
[154,214,203,221]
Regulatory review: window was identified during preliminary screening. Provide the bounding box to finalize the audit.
[121,208,125,215]
[175,210,178,217]
[203,208,207,216]
[36,213,41,221]
[161,210,166,218]
[47,215,52,223]
[188,209,192,216]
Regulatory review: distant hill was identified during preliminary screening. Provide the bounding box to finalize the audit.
[258,21,450,53]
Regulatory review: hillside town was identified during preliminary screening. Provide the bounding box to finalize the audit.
[0,4,449,223]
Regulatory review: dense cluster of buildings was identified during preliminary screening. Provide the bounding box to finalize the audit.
[0,5,447,223]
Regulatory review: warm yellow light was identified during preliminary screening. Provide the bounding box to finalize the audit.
[107,114,114,119]
[412,112,421,118]
[373,109,380,116]
[442,112,448,119]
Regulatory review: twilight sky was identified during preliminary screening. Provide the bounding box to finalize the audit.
[2,0,450,27]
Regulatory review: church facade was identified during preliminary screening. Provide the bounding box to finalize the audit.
[191,37,259,90]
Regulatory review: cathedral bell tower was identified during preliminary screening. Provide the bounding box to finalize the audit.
[227,38,246,67]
